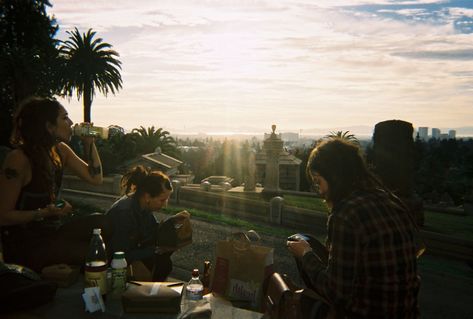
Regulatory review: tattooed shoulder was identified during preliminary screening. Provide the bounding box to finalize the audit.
[1,167,20,179]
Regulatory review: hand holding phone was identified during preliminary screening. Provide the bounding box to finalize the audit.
[55,199,65,208]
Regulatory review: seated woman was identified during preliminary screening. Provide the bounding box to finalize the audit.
[106,166,189,281]
[287,138,422,318]
[0,97,105,272]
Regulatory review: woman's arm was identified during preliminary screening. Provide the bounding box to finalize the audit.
[58,139,103,185]
[0,150,69,226]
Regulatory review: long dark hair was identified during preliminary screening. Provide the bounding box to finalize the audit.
[11,97,61,148]
[11,97,63,198]
[121,165,172,198]
[306,138,382,205]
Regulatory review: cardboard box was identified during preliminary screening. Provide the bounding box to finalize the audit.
[122,281,184,313]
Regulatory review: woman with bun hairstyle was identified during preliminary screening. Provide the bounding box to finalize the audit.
[106,165,189,281]
[0,97,105,271]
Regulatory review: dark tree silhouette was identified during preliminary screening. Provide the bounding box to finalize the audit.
[0,0,61,145]
[60,28,122,123]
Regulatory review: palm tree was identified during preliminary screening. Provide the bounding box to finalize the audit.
[60,28,122,123]
[131,126,177,155]
[325,130,359,145]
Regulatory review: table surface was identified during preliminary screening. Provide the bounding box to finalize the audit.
[5,278,264,319]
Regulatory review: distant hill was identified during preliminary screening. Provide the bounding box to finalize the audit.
[301,125,374,137]
[170,125,473,139]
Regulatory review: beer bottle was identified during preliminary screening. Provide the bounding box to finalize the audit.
[202,261,211,295]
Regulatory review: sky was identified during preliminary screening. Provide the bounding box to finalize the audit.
[47,0,473,136]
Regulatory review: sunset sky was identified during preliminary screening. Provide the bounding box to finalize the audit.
[47,0,473,136]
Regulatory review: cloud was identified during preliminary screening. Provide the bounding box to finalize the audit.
[49,0,473,132]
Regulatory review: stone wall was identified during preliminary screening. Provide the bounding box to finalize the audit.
[62,174,122,195]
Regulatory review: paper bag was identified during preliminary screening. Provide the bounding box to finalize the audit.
[157,211,192,250]
[211,231,274,311]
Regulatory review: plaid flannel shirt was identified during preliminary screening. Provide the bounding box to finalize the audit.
[301,188,420,318]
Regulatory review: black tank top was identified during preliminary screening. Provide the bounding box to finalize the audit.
[15,147,63,211]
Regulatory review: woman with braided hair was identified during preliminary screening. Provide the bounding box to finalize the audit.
[106,165,190,281]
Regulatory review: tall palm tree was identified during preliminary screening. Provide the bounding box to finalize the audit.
[60,28,122,123]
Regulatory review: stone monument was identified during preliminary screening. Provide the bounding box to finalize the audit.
[262,124,283,197]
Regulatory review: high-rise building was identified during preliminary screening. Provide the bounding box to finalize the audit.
[418,127,428,141]
[431,128,441,140]
[448,130,456,140]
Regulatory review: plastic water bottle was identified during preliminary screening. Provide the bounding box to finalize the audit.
[186,269,203,301]
[73,123,109,139]
[84,228,108,296]
[111,251,127,295]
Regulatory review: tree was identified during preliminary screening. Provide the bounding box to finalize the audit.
[60,28,122,123]
[325,130,359,145]
[131,126,177,156]
[0,0,61,145]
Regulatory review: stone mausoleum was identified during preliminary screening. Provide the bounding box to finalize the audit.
[255,151,302,191]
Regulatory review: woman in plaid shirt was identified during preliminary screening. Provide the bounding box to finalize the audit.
[287,138,421,318]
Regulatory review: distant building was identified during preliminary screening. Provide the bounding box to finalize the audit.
[440,133,449,140]
[119,149,183,176]
[448,130,456,140]
[431,128,441,140]
[418,127,429,141]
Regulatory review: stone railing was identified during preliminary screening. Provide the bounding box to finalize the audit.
[62,174,122,195]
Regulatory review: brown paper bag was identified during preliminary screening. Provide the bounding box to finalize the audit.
[211,231,274,311]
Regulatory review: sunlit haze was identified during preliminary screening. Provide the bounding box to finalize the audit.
[48,0,473,136]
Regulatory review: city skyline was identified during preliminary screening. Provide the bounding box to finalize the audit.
[48,0,473,135]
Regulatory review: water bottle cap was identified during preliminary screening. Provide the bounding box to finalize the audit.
[192,269,199,277]
[93,228,102,235]
[113,251,125,259]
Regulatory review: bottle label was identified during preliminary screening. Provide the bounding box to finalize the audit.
[111,268,127,293]
[186,284,203,300]
[85,261,108,295]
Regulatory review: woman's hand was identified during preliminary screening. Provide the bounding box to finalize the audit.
[287,239,313,258]
[175,210,190,219]
[40,200,73,219]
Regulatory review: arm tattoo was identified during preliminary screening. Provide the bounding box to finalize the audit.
[2,167,19,180]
